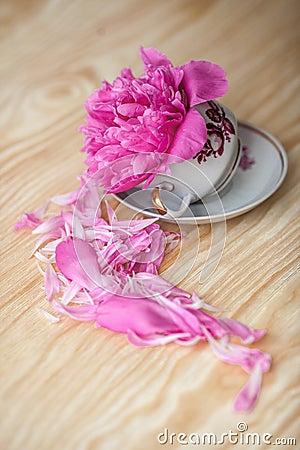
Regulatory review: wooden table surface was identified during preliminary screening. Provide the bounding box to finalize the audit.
[1,1,299,449]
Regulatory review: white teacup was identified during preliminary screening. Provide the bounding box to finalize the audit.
[150,101,241,217]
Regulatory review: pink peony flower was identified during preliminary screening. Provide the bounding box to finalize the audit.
[79,47,228,193]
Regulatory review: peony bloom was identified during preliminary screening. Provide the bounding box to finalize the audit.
[79,47,228,193]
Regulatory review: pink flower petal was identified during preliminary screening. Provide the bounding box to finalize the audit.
[140,46,172,69]
[52,301,98,322]
[206,335,271,373]
[32,215,65,235]
[14,203,48,231]
[31,231,62,255]
[128,329,190,347]
[51,189,79,206]
[44,264,60,302]
[55,237,102,290]
[181,60,228,107]
[219,317,267,344]
[83,292,197,338]
[61,281,82,305]
[233,363,263,412]
[104,201,116,225]
[168,109,207,161]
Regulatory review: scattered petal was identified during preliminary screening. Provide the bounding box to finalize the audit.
[41,309,60,323]
[44,264,60,302]
[233,362,263,412]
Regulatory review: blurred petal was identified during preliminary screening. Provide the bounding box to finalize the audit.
[41,309,60,323]
[51,189,79,206]
[14,203,48,231]
[128,329,189,347]
[233,363,263,412]
[44,264,60,302]
[219,317,267,344]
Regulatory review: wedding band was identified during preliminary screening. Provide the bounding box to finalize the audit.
[151,186,168,215]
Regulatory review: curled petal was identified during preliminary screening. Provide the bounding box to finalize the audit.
[181,60,228,107]
[218,317,267,344]
[14,203,48,231]
[233,363,263,412]
[52,301,98,322]
[51,190,79,206]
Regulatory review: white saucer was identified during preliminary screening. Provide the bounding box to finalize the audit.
[113,121,288,224]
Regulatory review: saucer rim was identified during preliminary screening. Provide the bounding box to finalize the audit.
[112,120,288,224]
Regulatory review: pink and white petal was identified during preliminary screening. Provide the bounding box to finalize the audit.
[167,109,207,161]
[33,202,49,219]
[42,237,63,255]
[155,294,201,336]
[128,329,190,347]
[104,200,116,224]
[44,264,60,302]
[175,336,202,346]
[219,317,267,344]
[61,281,82,305]
[34,251,52,263]
[41,309,60,323]
[14,202,49,231]
[14,213,40,231]
[31,232,62,256]
[32,215,65,235]
[51,189,79,206]
[72,215,86,240]
[181,60,228,107]
[52,301,98,322]
[233,363,263,412]
[36,261,45,276]
[55,237,102,290]
[206,334,271,375]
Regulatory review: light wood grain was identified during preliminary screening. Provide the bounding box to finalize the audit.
[1,1,300,449]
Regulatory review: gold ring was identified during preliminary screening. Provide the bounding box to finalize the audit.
[151,186,168,215]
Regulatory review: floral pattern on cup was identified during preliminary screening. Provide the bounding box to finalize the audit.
[193,101,236,163]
